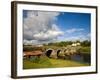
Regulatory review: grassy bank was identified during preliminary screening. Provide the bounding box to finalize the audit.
[23,56,90,69]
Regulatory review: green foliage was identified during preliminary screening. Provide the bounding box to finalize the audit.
[23,46,45,51]
[79,47,91,53]
[30,56,52,64]
[23,46,33,51]
[76,40,80,43]
[23,56,52,69]
[46,40,90,47]
[47,41,73,47]
[81,40,91,47]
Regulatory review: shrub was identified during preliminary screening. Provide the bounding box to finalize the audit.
[23,46,45,52]
[79,47,91,54]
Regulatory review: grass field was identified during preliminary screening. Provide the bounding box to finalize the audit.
[23,56,90,69]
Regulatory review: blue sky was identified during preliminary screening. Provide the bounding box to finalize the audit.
[55,12,91,41]
[23,10,91,44]
[56,12,90,33]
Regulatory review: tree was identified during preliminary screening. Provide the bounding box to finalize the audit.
[81,40,91,47]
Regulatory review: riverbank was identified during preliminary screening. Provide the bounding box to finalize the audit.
[23,56,90,69]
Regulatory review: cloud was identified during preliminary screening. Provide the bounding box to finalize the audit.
[23,39,38,45]
[65,33,91,41]
[23,10,63,44]
[63,28,90,41]
[33,29,63,41]
[66,28,84,34]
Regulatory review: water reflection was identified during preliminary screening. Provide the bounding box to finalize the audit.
[65,53,91,64]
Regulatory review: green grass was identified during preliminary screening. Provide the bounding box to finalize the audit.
[79,46,91,54]
[23,56,90,69]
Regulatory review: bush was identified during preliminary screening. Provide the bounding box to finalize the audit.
[79,47,91,53]
[23,46,45,52]
[81,40,91,47]
[29,56,52,65]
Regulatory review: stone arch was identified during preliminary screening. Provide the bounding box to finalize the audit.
[45,49,54,57]
[56,49,66,59]
[57,49,62,57]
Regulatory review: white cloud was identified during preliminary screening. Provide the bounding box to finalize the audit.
[66,28,84,34]
[23,39,38,45]
[23,10,63,44]
[65,33,90,41]
[33,28,63,41]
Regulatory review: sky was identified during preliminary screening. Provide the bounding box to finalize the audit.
[23,10,91,45]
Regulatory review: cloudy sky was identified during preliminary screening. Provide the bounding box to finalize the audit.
[23,10,91,45]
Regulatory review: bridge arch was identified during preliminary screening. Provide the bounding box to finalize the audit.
[56,49,62,57]
[45,48,54,57]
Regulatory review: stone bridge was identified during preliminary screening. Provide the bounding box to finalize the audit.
[24,45,81,59]
[44,46,81,59]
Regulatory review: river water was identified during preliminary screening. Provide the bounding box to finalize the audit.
[65,53,91,64]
